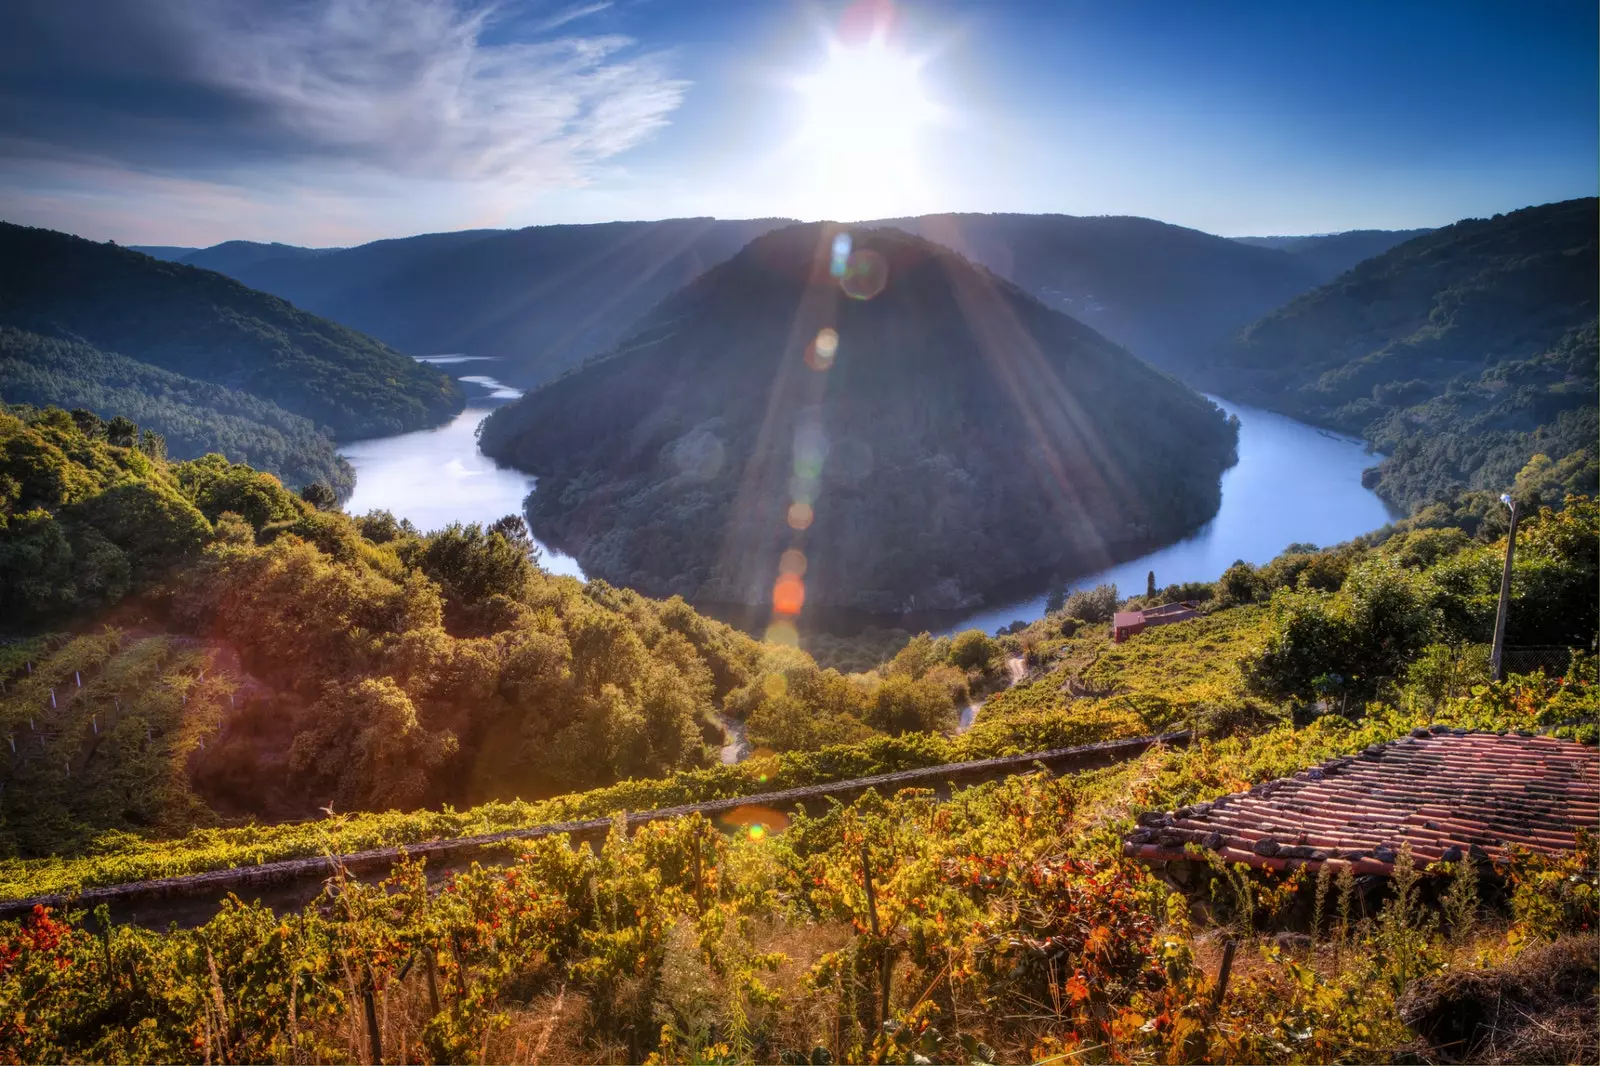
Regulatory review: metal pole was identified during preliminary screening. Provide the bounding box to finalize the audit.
[1490,499,1520,681]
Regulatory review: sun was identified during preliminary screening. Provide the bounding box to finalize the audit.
[792,41,941,220]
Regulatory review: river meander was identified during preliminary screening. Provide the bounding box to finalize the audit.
[340,368,1396,632]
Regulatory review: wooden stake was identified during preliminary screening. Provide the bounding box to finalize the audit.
[424,947,441,1016]
[362,970,383,1064]
[860,843,880,937]
[691,830,704,912]
[1210,938,1237,1014]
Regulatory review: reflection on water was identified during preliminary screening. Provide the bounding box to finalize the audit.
[340,366,584,580]
[945,396,1400,636]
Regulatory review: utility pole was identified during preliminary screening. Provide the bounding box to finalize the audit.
[1490,495,1520,681]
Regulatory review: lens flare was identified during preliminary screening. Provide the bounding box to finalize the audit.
[787,501,814,529]
[773,574,806,615]
[830,233,852,277]
[807,327,839,371]
[779,548,808,576]
[764,620,799,646]
[840,247,888,300]
[762,672,789,698]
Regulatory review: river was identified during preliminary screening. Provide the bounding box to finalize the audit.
[340,357,585,579]
[340,375,1395,629]
[943,395,1399,635]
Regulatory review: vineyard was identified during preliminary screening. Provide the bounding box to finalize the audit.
[1,671,1595,1064]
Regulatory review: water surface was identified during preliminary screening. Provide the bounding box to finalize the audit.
[340,368,584,579]
[944,396,1399,635]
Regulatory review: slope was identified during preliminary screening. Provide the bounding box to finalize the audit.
[1233,227,1431,277]
[867,212,1328,370]
[0,221,462,439]
[1208,199,1599,511]
[479,223,1238,615]
[0,326,353,493]
[209,218,788,385]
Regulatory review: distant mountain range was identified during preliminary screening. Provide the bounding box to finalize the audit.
[479,223,1239,614]
[145,220,787,387]
[1,222,463,492]
[1232,228,1434,278]
[1208,199,1597,511]
[135,215,1427,387]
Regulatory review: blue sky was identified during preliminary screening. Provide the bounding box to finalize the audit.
[0,0,1593,245]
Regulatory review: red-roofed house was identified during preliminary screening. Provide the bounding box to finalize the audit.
[1112,601,1200,642]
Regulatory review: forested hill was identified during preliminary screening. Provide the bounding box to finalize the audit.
[866,213,1336,370]
[479,222,1238,614]
[0,222,462,439]
[180,219,788,386]
[1205,198,1599,513]
[1232,228,1432,278]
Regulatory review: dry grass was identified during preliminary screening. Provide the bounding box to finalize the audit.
[1398,934,1599,1064]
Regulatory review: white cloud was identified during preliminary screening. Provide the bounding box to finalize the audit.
[180,0,686,182]
[0,0,689,243]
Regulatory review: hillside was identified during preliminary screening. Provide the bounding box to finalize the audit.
[867,213,1332,369]
[0,327,353,493]
[480,223,1239,614]
[194,219,787,385]
[0,222,463,439]
[1,464,1594,1065]
[1233,227,1431,277]
[1207,199,1599,511]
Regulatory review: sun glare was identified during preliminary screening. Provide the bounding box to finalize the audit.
[793,41,940,219]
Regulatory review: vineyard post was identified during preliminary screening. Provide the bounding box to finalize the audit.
[424,947,441,1016]
[860,843,880,937]
[362,967,383,1064]
[449,929,468,1003]
[1209,937,1237,1014]
[691,829,704,912]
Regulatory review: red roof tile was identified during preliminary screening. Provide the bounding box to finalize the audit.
[1124,731,1599,876]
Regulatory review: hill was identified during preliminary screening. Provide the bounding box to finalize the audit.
[1207,199,1599,511]
[479,223,1239,614]
[0,327,352,493]
[126,245,197,262]
[1233,227,1431,277]
[866,213,1333,370]
[196,219,787,385]
[0,222,463,440]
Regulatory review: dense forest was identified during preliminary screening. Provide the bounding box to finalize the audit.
[480,223,1239,614]
[0,222,462,439]
[0,327,353,493]
[0,402,1016,855]
[1205,199,1599,512]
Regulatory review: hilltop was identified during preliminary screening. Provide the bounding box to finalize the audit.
[480,223,1238,614]
[0,222,463,441]
[1205,198,1599,512]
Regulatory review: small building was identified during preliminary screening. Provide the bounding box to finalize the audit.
[1112,601,1200,643]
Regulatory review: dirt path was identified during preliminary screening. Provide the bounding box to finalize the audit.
[958,654,1029,733]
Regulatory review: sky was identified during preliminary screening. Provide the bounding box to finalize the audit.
[0,0,1593,247]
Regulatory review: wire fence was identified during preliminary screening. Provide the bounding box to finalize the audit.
[1501,645,1590,679]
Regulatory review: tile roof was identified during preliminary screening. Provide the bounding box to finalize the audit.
[1124,729,1600,876]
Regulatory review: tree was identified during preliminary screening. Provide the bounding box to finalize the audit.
[300,480,338,511]
[1217,560,1261,606]
[1147,570,1157,598]
[865,673,956,735]
[106,415,138,447]
[950,629,999,673]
